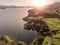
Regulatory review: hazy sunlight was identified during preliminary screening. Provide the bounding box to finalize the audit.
[32,0,49,7]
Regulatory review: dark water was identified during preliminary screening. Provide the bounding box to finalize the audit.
[0,8,37,44]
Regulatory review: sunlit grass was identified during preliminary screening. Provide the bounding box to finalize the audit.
[30,18,60,45]
[44,18,60,30]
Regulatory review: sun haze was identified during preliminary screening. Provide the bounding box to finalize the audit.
[32,0,52,7]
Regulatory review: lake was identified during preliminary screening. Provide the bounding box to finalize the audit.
[0,8,37,44]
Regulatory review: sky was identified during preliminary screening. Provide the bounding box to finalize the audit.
[0,0,60,5]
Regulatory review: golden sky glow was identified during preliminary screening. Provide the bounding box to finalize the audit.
[0,0,59,5]
[32,0,52,7]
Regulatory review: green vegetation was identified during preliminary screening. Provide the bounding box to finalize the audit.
[30,34,60,45]
[44,18,60,30]
[29,18,60,45]
[23,8,60,45]
[0,35,27,45]
[0,9,60,45]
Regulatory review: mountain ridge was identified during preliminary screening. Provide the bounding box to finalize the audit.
[0,2,60,9]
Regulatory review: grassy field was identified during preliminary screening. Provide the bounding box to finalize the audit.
[43,18,60,45]
[30,32,60,45]
[43,34,60,45]
[44,18,60,30]
[30,18,60,45]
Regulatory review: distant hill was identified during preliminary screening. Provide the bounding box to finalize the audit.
[0,2,60,9]
[0,2,60,18]
[0,5,31,9]
[38,2,60,18]
[51,2,60,9]
[45,2,60,18]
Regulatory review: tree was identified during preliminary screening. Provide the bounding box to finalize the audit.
[23,8,60,45]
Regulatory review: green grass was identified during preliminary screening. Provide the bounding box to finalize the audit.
[30,34,60,45]
[0,35,27,45]
[43,34,60,45]
[30,18,60,45]
[44,18,60,30]
[45,18,60,45]
[43,18,60,45]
